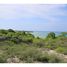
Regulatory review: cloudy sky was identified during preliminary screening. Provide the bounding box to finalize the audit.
[0,4,67,31]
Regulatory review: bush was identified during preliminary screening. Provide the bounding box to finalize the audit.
[8,29,15,32]
[0,29,7,34]
[0,44,66,63]
[0,56,6,63]
[10,37,22,44]
[33,38,45,47]
[35,52,64,63]
[48,54,64,63]
[55,47,67,55]
[47,32,55,39]
[0,53,8,63]
[19,47,42,62]
[36,52,49,63]
[55,47,64,53]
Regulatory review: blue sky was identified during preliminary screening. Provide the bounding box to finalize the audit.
[0,4,67,31]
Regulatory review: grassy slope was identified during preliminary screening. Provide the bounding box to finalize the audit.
[0,29,67,63]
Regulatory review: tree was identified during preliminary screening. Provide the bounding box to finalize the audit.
[61,32,67,37]
[0,29,7,34]
[8,29,15,32]
[47,32,55,39]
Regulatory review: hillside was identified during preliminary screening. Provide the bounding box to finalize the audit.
[0,29,67,63]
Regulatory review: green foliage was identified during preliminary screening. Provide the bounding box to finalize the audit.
[0,56,6,63]
[47,32,55,39]
[0,29,66,63]
[0,29,8,34]
[55,47,64,53]
[48,54,63,63]
[8,29,15,32]
[36,52,49,63]
[2,44,64,63]
[61,32,67,37]
[55,47,67,55]
[34,52,64,63]
[33,38,45,47]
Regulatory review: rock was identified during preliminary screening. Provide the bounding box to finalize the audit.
[7,56,20,63]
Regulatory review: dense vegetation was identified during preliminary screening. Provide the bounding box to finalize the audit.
[0,29,67,63]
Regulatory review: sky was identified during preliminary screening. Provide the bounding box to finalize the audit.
[0,4,67,31]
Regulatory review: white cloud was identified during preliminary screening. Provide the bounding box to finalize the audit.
[0,4,67,31]
[0,4,66,20]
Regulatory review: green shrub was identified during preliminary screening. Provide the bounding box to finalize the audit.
[0,53,8,63]
[47,32,55,39]
[8,29,15,32]
[36,52,49,63]
[33,38,45,47]
[55,47,64,53]
[0,29,66,63]
[35,52,64,63]
[55,47,67,55]
[0,56,6,63]
[0,29,7,34]
[48,54,64,63]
